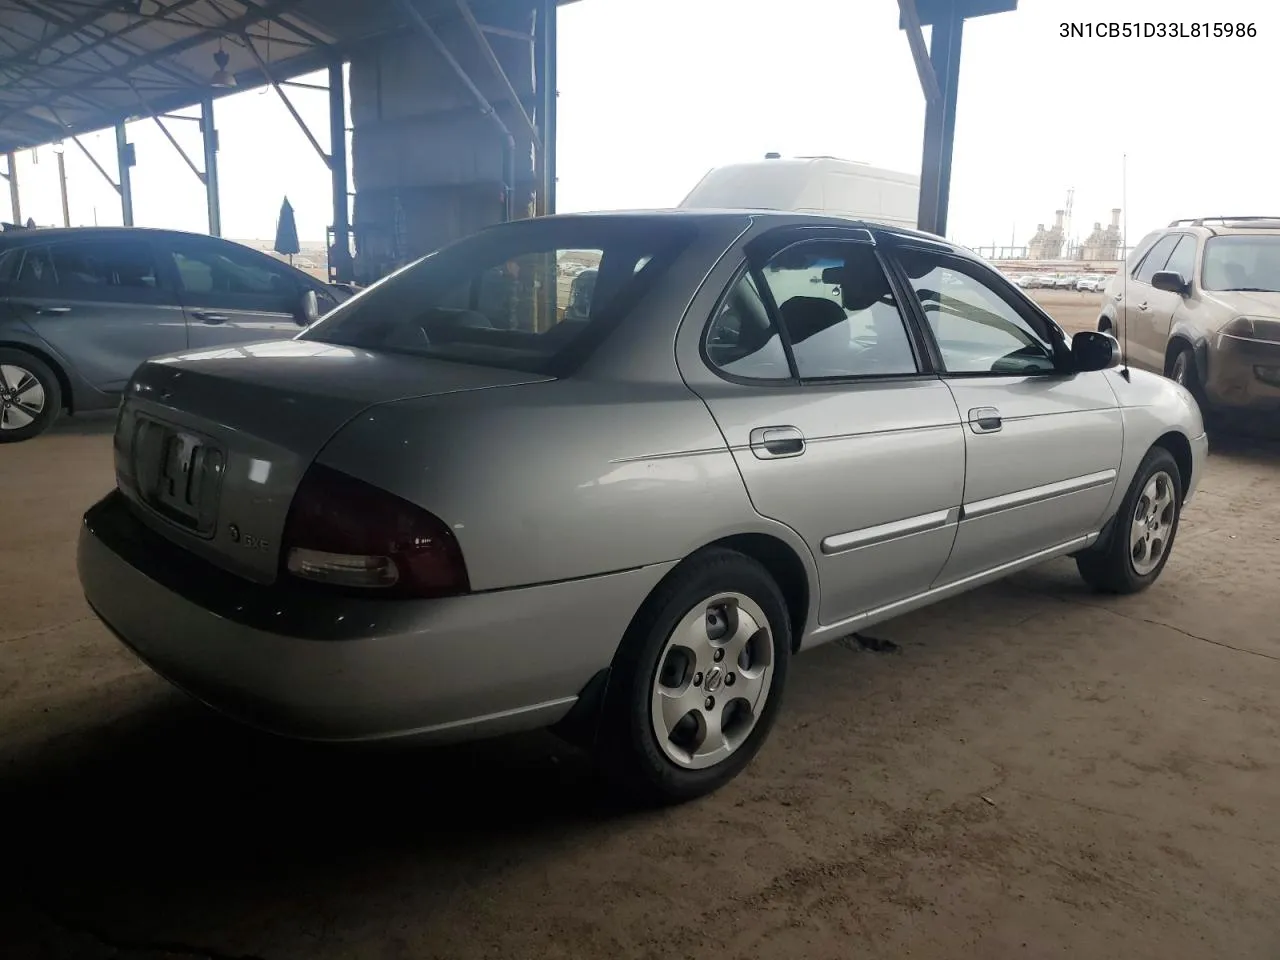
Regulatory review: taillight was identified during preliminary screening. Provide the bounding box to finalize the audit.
[281,463,469,598]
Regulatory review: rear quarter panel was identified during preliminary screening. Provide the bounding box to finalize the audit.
[316,379,817,592]
[0,312,116,413]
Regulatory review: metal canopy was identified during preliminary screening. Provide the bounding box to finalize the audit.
[898,0,1017,237]
[0,0,577,154]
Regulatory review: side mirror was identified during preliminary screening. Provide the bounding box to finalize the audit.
[1151,270,1190,295]
[298,289,319,326]
[1072,330,1122,372]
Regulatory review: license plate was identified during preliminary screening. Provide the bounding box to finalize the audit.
[133,418,224,536]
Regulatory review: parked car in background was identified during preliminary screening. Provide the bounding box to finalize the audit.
[1015,274,1038,288]
[1076,275,1104,292]
[1098,216,1280,414]
[1053,274,1077,290]
[0,226,351,441]
[79,210,1206,805]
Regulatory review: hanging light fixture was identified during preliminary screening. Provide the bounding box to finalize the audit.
[211,38,236,88]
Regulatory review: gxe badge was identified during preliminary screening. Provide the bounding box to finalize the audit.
[227,523,270,552]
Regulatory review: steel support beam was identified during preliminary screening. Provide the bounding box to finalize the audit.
[456,0,540,151]
[55,146,70,226]
[200,98,221,237]
[5,152,20,224]
[535,0,556,216]
[897,0,941,105]
[70,134,121,196]
[915,6,963,237]
[328,61,352,283]
[241,34,332,169]
[396,0,516,222]
[115,122,134,226]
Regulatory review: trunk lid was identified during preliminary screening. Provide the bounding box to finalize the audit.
[114,339,551,583]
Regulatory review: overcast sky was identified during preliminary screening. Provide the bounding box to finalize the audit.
[4,0,1276,251]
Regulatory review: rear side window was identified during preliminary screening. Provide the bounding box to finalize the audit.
[52,240,162,290]
[705,240,919,381]
[303,219,695,374]
[0,240,163,294]
[0,245,55,285]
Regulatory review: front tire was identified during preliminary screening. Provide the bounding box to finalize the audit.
[1076,446,1182,594]
[0,348,62,442]
[1167,344,1208,412]
[597,549,792,805]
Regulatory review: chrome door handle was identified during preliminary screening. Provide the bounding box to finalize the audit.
[749,425,806,459]
[192,310,230,324]
[967,406,1003,434]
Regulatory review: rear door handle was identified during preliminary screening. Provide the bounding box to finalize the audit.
[10,302,71,314]
[1113,293,1123,302]
[1138,302,1150,311]
[749,425,806,459]
[192,310,230,324]
[967,406,1003,434]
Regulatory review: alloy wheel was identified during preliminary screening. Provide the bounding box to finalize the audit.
[650,592,775,770]
[1130,470,1176,576]
[0,364,46,432]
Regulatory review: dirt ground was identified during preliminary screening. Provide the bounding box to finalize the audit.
[2,307,1278,958]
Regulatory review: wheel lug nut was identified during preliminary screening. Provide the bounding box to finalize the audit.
[726,673,735,686]
[704,696,715,710]
[693,672,703,687]
[713,649,724,662]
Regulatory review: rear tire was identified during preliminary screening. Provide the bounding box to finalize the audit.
[1076,446,1182,594]
[0,348,62,442]
[596,548,792,806]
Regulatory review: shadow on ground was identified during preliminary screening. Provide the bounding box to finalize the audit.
[1,691,625,957]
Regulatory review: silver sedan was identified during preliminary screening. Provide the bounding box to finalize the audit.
[78,211,1208,804]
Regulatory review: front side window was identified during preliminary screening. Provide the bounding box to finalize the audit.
[1162,235,1197,281]
[896,250,1058,375]
[304,219,694,374]
[1133,234,1180,285]
[169,239,300,307]
[1202,235,1280,292]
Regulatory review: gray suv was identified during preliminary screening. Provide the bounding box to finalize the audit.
[0,226,349,441]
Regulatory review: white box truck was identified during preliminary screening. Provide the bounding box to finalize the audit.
[678,155,921,231]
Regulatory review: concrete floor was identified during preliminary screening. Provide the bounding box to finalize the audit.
[3,325,1279,958]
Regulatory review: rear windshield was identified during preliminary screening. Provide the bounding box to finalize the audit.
[302,218,696,374]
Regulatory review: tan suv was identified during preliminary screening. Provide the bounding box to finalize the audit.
[1098,217,1280,414]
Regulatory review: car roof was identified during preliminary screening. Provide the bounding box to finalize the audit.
[0,224,244,249]
[527,208,957,250]
[1166,217,1280,236]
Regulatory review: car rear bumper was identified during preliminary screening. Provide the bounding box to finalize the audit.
[1205,335,1280,412]
[79,491,673,743]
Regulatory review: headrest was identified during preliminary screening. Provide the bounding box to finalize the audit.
[778,296,846,345]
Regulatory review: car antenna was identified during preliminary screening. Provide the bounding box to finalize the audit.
[1120,153,1132,381]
